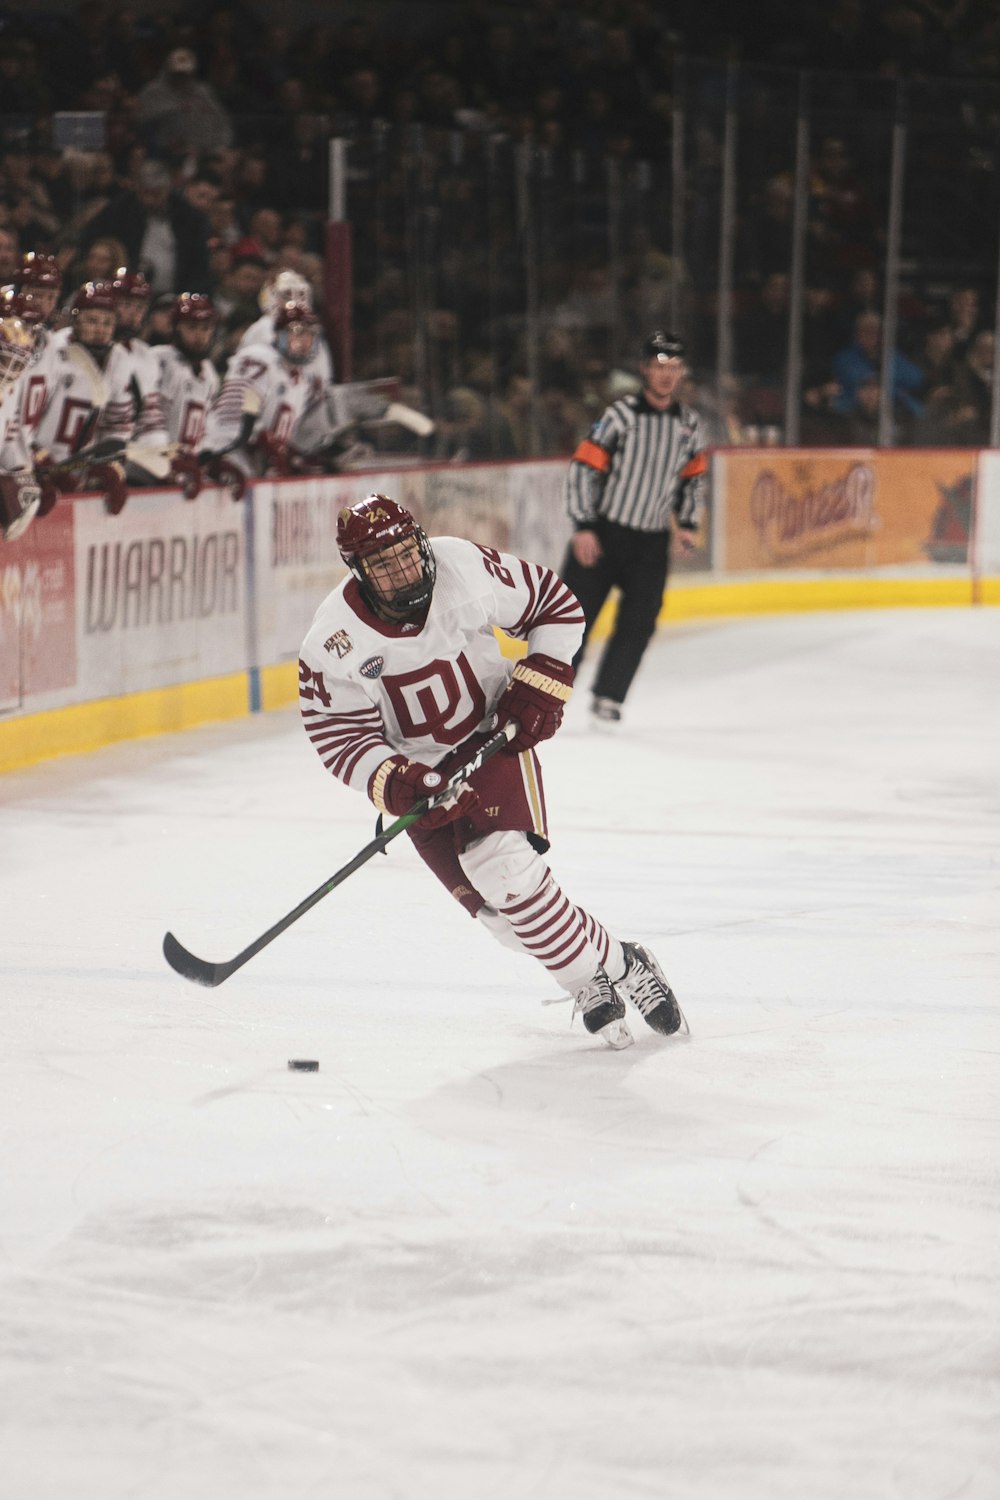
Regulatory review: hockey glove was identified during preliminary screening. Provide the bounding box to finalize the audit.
[200,454,247,500]
[88,461,128,516]
[495,653,574,753]
[369,755,479,829]
[253,431,292,475]
[170,451,203,500]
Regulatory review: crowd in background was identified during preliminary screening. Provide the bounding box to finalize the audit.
[2,0,1000,466]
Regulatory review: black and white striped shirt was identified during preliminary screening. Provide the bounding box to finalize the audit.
[565,394,707,533]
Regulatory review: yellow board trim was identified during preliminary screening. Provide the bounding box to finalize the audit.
[0,672,248,774]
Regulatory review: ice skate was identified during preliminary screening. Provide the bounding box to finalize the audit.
[591,696,622,728]
[616,942,686,1035]
[573,966,634,1049]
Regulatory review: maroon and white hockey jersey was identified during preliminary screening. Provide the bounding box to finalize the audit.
[30,332,166,465]
[298,536,585,795]
[154,343,220,452]
[202,342,323,474]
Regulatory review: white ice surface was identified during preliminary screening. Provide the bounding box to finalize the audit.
[1,607,998,1500]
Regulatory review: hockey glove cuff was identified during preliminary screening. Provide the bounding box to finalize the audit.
[369,756,479,829]
[496,653,574,752]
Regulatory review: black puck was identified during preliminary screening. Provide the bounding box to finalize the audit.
[288,1059,319,1072]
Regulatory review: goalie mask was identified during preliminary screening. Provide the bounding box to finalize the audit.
[337,494,436,621]
[261,269,312,315]
[0,312,36,398]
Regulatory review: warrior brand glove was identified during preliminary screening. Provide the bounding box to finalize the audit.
[369,756,479,829]
[496,653,574,753]
[170,451,203,500]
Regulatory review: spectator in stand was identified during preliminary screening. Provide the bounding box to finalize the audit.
[0,227,20,282]
[922,329,994,446]
[65,235,128,293]
[136,47,235,166]
[808,136,879,281]
[735,270,790,427]
[912,319,957,409]
[211,251,269,333]
[80,160,212,296]
[943,285,985,364]
[1,138,60,244]
[830,309,925,442]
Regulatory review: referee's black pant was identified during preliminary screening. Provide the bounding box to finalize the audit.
[560,519,671,706]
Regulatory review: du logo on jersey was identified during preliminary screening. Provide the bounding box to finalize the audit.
[383,654,486,746]
[360,654,384,679]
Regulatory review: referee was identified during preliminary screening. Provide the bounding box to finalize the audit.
[560,329,707,725]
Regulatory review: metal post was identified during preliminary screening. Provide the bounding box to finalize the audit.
[784,74,811,447]
[516,143,542,457]
[879,86,907,447]
[670,56,686,336]
[991,223,1000,447]
[716,60,739,419]
[324,138,352,381]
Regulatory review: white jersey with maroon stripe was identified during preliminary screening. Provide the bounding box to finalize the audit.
[154,344,220,451]
[202,342,321,475]
[298,536,585,796]
[114,336,169,448]
[29,333,161,464]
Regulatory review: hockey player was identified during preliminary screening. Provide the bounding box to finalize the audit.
[154,293,220,473]
[298,494,684,1050]
[29,281,129,514]
[202,300,326,480]
[110,268,169,452]
[238,267,333,385]
[0,308,42,541]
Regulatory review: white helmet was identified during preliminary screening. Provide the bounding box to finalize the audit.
[261,270,312,315]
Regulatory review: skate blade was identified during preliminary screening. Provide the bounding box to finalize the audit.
[598,1017,634,1050]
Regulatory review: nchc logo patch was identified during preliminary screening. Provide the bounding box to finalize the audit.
[360,655,385,679]
[324,629,353,658]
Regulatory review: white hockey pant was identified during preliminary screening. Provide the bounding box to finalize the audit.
[461,830,624,995]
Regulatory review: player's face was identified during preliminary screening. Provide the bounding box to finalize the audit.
[31,287,59,321]
[362,536,424,617]
[177,322,215,356]
[75,309,116,346]
[283,324,316,364]
[116,298,147,333]
[642,355,685,404]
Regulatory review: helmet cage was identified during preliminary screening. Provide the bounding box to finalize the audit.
[337,496,436,618]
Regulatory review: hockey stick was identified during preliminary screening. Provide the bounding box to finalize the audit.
[162,719,517,988]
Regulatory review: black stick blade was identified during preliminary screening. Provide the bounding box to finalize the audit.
[162,931,232,987]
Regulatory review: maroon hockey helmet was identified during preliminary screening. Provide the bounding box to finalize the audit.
[112,268,152,302]
[337,494,436,619]
[13,251,62,291]
[172,291,217,327]
[71,280,118,315]
[0,283,45,327]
